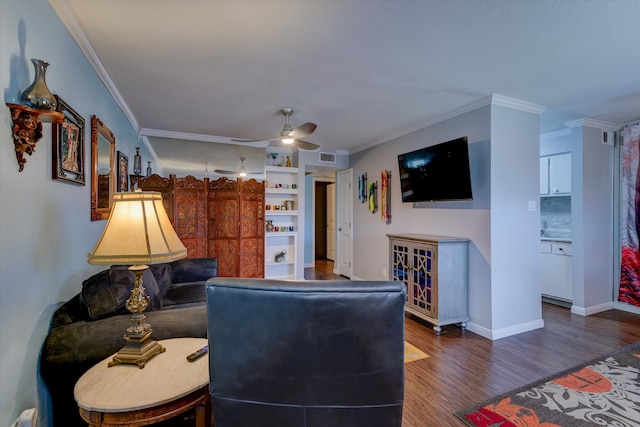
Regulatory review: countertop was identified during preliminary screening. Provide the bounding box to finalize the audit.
[540,236,572,243]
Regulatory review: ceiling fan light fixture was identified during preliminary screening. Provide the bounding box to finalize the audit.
[239,158,247,176]
[231,107,319,150]
[280,108,294,144]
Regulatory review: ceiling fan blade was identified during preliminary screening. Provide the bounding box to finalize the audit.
[295,139,320,150]
[288,122,317,139]
[268,138,319,150]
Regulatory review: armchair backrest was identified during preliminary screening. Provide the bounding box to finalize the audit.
[205,278,405,427]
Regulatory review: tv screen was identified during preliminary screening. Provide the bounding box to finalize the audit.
[397,136,472,202]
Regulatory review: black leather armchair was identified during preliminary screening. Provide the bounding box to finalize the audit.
[205,278,406,427]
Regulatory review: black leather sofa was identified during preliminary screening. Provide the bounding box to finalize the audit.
[39,258,218,427]
[205,278,406,427]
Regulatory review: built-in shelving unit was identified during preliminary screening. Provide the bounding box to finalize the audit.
[264,164,299,279]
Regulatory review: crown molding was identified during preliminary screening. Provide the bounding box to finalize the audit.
[564,118,615,131]
[490,94,547,115]
[352,96,490,153]
[49,0,140,132]
[352,94,546,153]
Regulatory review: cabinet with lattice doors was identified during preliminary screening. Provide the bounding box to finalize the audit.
[387,234,469,335]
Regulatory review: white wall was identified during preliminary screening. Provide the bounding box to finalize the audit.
[489,105,543,334]
[350,99,544,338]
[570,123,615,314]
[1,2,140,425]
[351,107,492,325]
[300,149,349,266]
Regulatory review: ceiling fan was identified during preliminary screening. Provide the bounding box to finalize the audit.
[214,157,262,176]
[232,108,319,150]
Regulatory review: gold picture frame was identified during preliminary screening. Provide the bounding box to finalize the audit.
[52,96,85,185]
[117,151,129,192]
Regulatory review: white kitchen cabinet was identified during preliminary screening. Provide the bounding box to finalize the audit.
[540,241,572,302]
[540,153,571,195]
[540,157,550,195]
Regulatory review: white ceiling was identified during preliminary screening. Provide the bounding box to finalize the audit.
[51,0,640,176]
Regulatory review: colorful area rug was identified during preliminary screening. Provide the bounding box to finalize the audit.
[456,341,640,427]
[404,341,429,363]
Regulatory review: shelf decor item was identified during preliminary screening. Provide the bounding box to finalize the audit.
[21,59,57,111]
[146,161,152,177]
[275,250,287,263]
[6,59,63,172]
[265,220,274,232]
[133,147,142,175]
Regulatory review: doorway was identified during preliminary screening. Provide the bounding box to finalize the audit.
[313,178,336,263]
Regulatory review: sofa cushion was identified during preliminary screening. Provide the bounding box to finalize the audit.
[149,263,172,298]
[162,282,206,307]
[80,267,162,320]
[170,258,218,284]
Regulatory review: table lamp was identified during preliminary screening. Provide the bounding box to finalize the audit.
[88,191,187,368]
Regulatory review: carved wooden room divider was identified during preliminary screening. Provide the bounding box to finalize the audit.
[137,174,264,278]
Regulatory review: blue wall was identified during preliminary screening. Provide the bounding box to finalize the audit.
[0,2,140,425]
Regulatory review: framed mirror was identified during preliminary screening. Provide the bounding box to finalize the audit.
[91,115,115,221]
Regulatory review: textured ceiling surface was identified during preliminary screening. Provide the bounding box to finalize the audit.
[51,0,640,175]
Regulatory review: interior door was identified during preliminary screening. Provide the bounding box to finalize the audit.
[327,183,336,261]
[336,169,353,278]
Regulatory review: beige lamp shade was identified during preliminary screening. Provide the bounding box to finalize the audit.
[88,192,187,265]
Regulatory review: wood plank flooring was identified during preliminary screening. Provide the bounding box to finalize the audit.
[306,260,640,426]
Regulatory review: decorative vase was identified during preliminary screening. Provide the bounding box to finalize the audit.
[265,220,274,232]
[21,59,56,110]
[146,161,152,177]
[133,147,142,175]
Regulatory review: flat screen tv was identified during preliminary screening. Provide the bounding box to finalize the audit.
[397,136,472,202]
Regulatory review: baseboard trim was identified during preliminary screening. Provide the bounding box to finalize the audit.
[571,301,614,316]
[614,301,640,314]
[466,318,544,341]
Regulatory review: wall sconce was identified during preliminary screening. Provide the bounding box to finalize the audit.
[6,59,63,171]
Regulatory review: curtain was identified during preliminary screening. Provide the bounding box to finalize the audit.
[619,124,640,307]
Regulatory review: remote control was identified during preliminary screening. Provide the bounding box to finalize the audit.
[186,346,208,362]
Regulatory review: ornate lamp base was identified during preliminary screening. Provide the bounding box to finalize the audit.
[109,264,165,368]
[108,331,166,368]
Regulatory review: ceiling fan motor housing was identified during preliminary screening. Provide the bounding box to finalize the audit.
[280,108,294,136]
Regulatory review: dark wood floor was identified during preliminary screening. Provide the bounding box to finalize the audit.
[304,258,346,280]
[305,260,640,426]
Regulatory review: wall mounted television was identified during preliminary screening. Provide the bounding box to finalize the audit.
[397,136,473,202]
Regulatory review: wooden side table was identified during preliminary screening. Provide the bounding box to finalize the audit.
[74,338,211,427]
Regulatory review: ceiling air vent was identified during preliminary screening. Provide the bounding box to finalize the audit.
[319,152,336,163]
